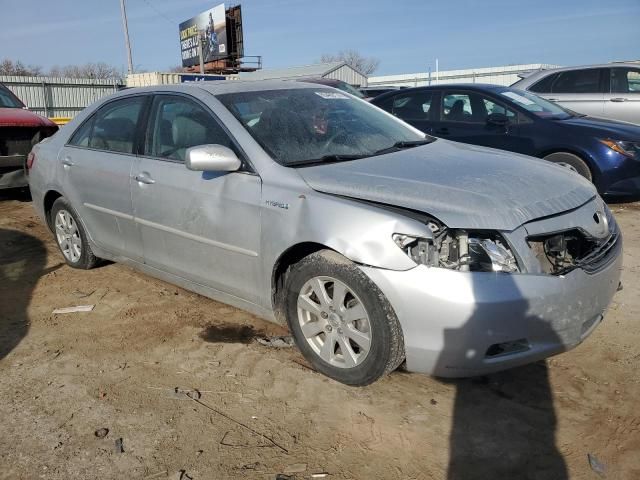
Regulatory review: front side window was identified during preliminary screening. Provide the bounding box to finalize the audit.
[552,69,602,94]
[441,92,515,123]
[145,95,234,162]
[611,68,640,93]
[217,88,426,166]
[69,96,145,154]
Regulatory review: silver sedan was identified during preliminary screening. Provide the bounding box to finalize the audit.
[28,80,622,385]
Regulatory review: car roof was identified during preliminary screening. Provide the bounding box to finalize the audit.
[113,79,333,99]
[513,62,640,86]
[371,83,508,102]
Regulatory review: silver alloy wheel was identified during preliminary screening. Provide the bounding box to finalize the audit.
[54,209,82,263]
[297,276,372,368]
[556,162,579,173]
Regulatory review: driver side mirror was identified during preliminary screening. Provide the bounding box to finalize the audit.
[486,112,510,127]
[185,144,241,172]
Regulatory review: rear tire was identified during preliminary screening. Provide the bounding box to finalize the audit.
[284,249,404,386]
[51,198,98,270]
[543,152,592,181]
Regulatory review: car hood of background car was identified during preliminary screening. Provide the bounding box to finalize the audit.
[297,139,597,231]
[0,108,56,128]
[557,115,640,139]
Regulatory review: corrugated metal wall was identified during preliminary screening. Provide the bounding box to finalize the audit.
[1,75,124,118]
[323,65,368,87]
[368,64,561,88]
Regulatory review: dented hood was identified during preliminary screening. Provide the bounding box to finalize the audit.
[297,139,597,231]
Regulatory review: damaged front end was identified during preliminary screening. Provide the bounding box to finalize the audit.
[392,220,519,273]
[390,203,619,276]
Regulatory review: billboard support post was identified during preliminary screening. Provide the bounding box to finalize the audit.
[198,39,205,74]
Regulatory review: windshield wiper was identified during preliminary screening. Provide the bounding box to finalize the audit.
[286,154,366,167]
[371,138,435,156]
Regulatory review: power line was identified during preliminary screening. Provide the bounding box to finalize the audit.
[137,0,176,25]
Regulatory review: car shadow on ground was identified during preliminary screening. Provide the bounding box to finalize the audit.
[436,272,568,480]
[0,228,50,361]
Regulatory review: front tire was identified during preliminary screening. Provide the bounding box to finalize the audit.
[284,250,404,386]
[543,152,592,181]
[51,197,98,269]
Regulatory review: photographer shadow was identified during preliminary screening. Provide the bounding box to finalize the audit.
[437,272,568,480]
[0,228,49,361]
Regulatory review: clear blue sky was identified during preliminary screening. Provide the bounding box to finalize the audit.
[1,0,639,76]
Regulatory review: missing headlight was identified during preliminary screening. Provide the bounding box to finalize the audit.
[393,228,519,272]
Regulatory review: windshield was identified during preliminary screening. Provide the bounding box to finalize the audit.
[218,88,427,166]
[499,88,573,119]
[0,85,24,108]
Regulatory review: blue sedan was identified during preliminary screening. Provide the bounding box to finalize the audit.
[371,84,640,197]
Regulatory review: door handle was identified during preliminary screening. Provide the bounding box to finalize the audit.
[547,98,559,101]
[62,157,74,168]
[134,173,155,185]
[610,97,628,102]
[434,127,449,135]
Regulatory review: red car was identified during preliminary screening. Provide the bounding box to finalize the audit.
[0,83,58,190]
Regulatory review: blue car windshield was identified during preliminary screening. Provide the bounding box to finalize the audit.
[499,89,573,119]
[218,88,428,166]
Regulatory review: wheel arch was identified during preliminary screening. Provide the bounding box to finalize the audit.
[271,242,337,323]
[537,147,599,179]
[43,189,64,231]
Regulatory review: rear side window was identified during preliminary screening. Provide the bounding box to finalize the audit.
[69,96,145,154]
[388,91,434,121]
[442,93,474,121]
[529,73,558,94]
[551,69,603,94]
[145,95,234,162]
[611,68,640,93]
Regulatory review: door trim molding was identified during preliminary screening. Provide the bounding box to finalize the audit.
[84,202,134,220]
[135,217,259,257]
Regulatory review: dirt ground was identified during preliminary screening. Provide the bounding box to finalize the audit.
[1,192,639,480]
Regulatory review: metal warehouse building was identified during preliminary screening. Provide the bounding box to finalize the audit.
[237,61,368,87]
[368,63,560,88]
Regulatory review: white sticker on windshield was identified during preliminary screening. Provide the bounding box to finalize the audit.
[501,91,536,105]
[315,91,349,99]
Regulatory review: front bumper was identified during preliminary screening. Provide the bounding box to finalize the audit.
[360,236,622,377]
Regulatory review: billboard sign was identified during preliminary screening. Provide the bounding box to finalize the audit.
[179,3,228,68]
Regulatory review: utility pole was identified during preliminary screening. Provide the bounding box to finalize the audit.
[119,0,134,74]
[435,58,439,84]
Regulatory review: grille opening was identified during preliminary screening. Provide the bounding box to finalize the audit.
[485,339,530,358]
[528,227,617,275]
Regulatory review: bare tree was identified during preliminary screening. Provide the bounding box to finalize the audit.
[49,62,123,79]
[319,50,380,75]
[0,59,43,76]
[167,65,185,73]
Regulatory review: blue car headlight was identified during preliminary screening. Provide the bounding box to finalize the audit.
[599,139,640,160]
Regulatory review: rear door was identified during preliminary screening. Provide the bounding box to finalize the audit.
[603,67,640,124]
[60,95,148,261]
[131,92,263,303]
[544,68,606,117]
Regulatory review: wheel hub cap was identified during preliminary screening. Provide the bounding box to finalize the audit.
[297,276,372,369]
[54,209,82,263]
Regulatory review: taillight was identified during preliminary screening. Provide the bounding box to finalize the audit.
[26,152,36,170]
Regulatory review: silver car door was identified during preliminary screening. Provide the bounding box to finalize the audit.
[547,68,605,117]
[603,67,640,124]
[131,93,262,303]
[59,95,148,261]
